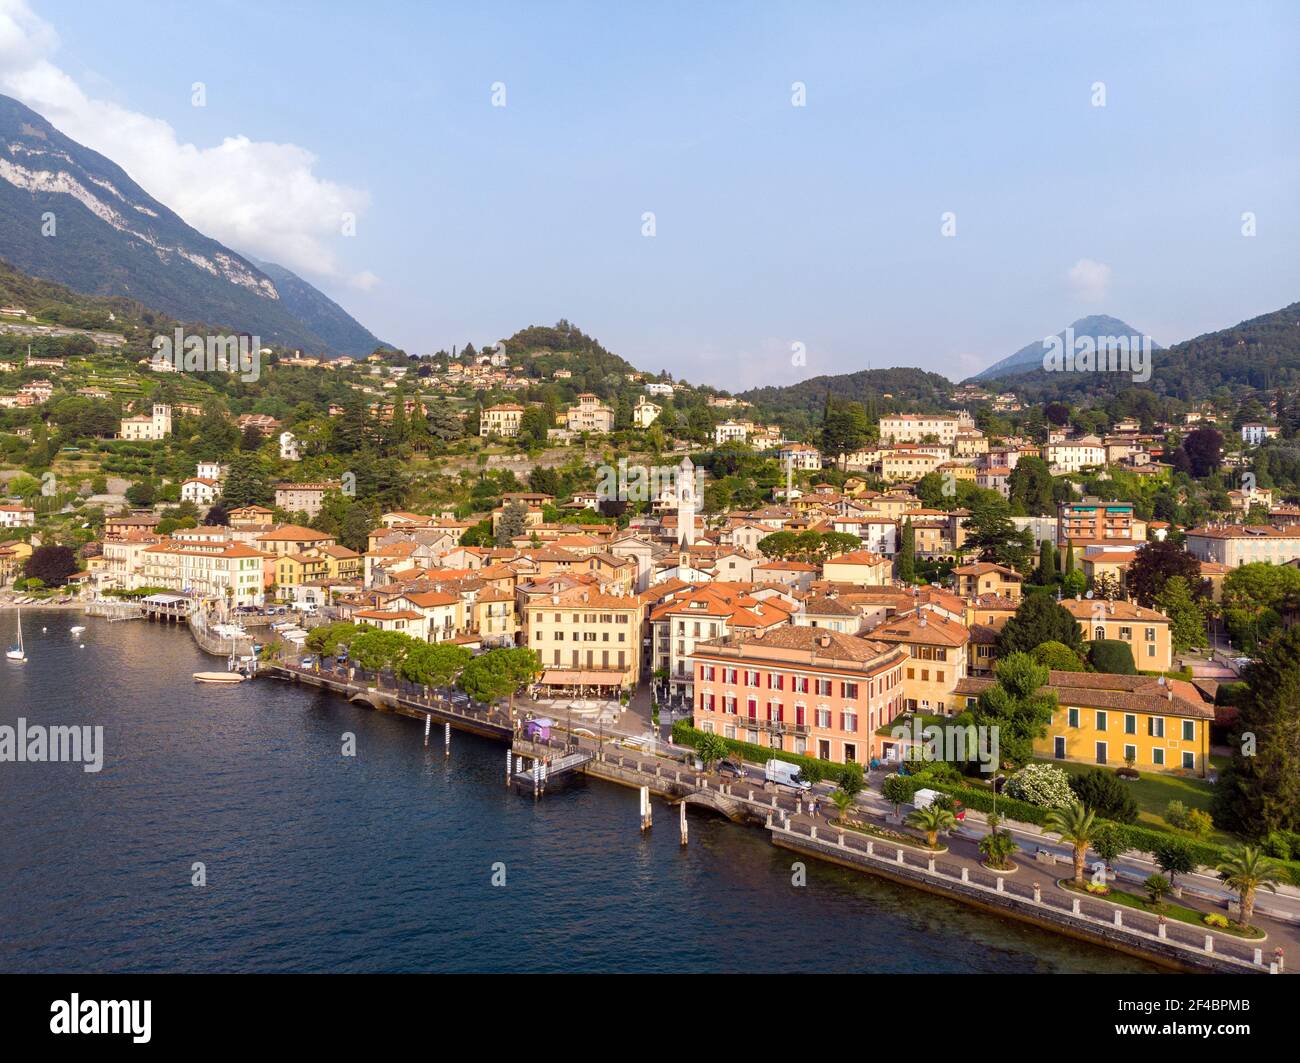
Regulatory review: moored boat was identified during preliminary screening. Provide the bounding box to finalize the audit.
[192,671,245,684]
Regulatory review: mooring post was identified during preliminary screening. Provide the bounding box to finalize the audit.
[444,721,450,756]
[533,759,540,799]
[680,800,688,846]
[506,747,512,786]
[424,714,431,747]
[640,786,652,831]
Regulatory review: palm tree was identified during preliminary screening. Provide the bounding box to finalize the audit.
[830,789,855,824]
[979,829,1018,870]
[1215,846,1283,927]
[1045,803,1098,884]
[905,805,956,850]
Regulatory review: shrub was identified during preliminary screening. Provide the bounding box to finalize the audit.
[1203,913,1229,929]
[1165,800,1189,830]
[1031,640,1084,671]
[669,722,859,788]
[1005,763,1076,808]
[882,773,920,813]
[1088,639,1137,675]
[1183,808,1213,840]
[1069,768,1139,823]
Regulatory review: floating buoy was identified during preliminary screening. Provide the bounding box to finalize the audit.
[79,644,85,649]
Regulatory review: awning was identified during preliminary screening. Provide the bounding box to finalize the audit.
[539,669,624,687]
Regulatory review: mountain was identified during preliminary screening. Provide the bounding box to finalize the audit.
[739,367,955,422]
[245,256,386,355]
[999,300,1300,404]
[971,315,1157,381]
[0,93,380,356]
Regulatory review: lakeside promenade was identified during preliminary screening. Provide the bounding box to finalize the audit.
[262,655,1295,974]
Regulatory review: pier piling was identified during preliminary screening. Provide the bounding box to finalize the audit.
[424,714,431,747]
[444,721,450,756]
[680,801,687,846]
[639,786,652,831]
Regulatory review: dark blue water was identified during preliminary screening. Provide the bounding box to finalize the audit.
[0,615,1157,972]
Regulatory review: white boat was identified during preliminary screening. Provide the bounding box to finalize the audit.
[6,609,26,662]
[193,671,245,684]
[69,625,86,635]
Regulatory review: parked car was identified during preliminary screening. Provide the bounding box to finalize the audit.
[717,758,744,779]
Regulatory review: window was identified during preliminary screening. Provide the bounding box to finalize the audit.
[1124,714,1136,735]
[1148,716,1165,738]
[1095,711,1107,732]
[1067,707,1079,728]
[1144,627,1156,642]
[1095,742,1107,765]
[1182,719,1195,742]
[816,678,833,697]
[816,707,831,728]
[842,711,857,733]
[1147,644,1156,658]
[1123,744,1136,764]
[841,681,858,700]
[1182,751,1195,770]
[1053,736,1066,759]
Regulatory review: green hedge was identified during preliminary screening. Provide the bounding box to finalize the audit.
[670,721,858,787]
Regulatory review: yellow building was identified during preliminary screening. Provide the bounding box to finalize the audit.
[480,403,524,437]
[866,609,969,715]
[1060,599,1173,672]
[881,449,946,483]
[524,586,646,693]
[275,552,330,589]
[952,562,1024,600]
[957,671,1211,775]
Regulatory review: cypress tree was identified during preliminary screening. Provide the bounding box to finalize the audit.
[897,518,916,584]
[1037,539,1057,584]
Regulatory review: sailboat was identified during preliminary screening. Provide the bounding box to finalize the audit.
[6,609,27,661]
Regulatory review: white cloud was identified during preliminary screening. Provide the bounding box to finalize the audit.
[0,0,370,282]
[1067,257,1112,303]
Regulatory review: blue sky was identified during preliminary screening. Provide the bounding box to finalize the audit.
[16,0,1300,387]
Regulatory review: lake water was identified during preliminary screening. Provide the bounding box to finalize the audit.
[0,614,1157,973]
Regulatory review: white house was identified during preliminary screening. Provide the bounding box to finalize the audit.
[180,477,221,507]
[279,430,301,461]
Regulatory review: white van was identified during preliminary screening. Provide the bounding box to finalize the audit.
[765,759,812,791]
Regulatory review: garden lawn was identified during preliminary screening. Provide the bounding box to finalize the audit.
[1060,880,1264,939]
[1035,759,1234,845]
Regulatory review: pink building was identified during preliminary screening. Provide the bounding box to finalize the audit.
[690,627,908,765]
